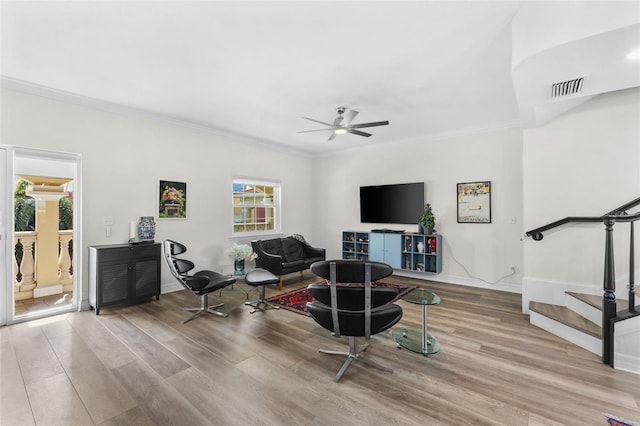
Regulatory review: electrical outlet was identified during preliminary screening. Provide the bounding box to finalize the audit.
[509,265,517,273]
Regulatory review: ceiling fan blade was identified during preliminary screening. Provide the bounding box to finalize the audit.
[333,115,344,126]
[349,120,389,129]
[347,129,372,137]
[297,129,333,133]
[328,132,337,141]
[343,109,358,125]
[302,117,335,127]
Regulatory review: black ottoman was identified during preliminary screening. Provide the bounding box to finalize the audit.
[244,268,281,314]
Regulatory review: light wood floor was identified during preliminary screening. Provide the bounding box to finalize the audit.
[2,272,639,425]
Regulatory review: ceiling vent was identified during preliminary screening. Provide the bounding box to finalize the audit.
[551,77,584,98]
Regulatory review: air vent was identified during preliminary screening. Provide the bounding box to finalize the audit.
[551,77,584,98]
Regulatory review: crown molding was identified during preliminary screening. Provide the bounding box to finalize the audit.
[1,76,313,159]
[2,76,526,160]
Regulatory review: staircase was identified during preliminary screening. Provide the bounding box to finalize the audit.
[529,293,636,358]
[526,197,640,371]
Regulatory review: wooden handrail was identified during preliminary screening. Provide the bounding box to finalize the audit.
[606,196,640,215]
[526,217,602,240]
[526,196,640,240]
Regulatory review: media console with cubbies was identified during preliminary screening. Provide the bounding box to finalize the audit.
[342,231,442,274]
[341,231,370,260]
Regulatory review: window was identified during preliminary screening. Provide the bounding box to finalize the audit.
[232,179,280,235]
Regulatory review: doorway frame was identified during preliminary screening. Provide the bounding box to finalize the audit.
[1,145,83,326]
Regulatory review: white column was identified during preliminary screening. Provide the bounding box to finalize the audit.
[16,233,37,301]
[26,180,70,298]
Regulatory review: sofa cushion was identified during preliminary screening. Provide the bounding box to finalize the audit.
[282,260,305,270]
[304,257,325,268]
[259,238,285,257]
[282,238,306,262]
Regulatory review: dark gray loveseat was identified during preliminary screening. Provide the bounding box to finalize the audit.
[251,236,325,290]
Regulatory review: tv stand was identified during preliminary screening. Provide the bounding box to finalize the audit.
[342,231,442,274]
[371,228,404,234]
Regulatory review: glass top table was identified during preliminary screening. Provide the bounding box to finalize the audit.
[221,269,256,299]
[391,288,441,355]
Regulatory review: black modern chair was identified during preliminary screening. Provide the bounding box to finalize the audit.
[306,259,403,382]
[162,240,236,323]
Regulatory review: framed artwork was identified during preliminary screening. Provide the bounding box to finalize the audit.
[457,181,491,223]
[159,180,187,219]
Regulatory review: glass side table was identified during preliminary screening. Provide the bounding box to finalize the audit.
[391,288,441,355]
[221,268,254,299]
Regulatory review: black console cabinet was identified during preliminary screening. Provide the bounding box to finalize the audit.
[88,243,161,314]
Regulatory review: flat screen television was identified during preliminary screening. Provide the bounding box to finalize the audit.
[360,182,425,224]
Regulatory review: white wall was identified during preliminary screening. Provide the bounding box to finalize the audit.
[1,88,315,306]
[311,127,524,293]
[522,88,640,311]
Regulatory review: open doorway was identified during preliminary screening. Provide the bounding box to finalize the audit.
[1,146,82,325]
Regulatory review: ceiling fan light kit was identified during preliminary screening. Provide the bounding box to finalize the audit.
[298,107,389,141]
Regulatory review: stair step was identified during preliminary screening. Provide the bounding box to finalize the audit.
[529,301,602,339]
[565,292,637,313]
[566,292,602,310]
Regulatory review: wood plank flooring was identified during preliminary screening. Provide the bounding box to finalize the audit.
[2,272,639,425]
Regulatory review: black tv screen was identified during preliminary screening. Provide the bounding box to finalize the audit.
[360,182,425,224]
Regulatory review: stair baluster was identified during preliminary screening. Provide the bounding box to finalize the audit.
[629,221,636,314]
[602,216,617,367]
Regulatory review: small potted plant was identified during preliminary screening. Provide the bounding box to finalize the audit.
[224,243,257,276]
[419,203,436,235]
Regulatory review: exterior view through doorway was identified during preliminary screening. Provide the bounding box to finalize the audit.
[1,146,82,325]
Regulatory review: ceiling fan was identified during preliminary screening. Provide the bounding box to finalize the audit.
[298,107,389,141]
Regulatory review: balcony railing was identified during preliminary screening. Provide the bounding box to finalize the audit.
[13,230,73,301]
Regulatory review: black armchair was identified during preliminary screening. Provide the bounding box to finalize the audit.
[162,240,236,323]
[306,260,403,382]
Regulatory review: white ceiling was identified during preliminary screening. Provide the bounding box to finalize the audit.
[2,1,639,156]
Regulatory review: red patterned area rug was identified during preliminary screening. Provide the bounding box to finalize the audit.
[266,281,415,317]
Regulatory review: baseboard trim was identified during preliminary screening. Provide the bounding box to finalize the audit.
[162,281,184,294]
[614,353,640,375]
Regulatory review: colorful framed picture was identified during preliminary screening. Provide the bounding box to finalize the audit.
[457,181,491,223]
[159,180,187,219]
